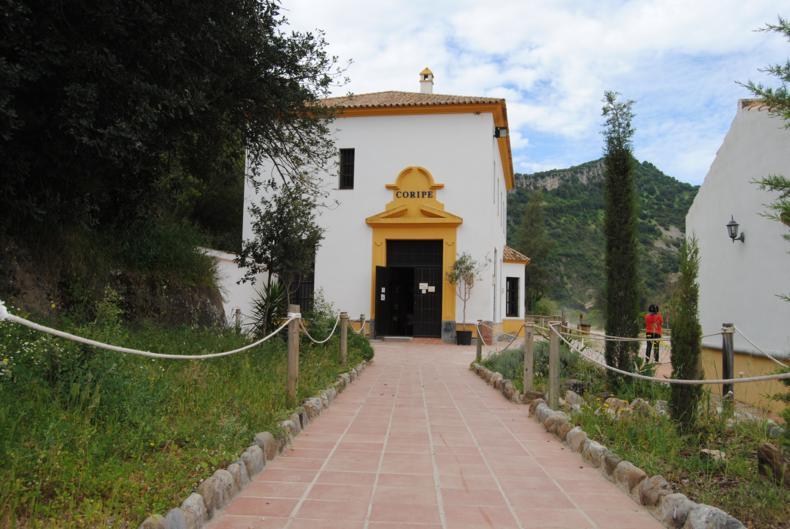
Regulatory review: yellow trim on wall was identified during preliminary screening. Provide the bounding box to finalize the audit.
[335,103,514,190]
[369,226,458,322]
[366,166,462,323]
[502,319,523,335]
[701,346,787,416]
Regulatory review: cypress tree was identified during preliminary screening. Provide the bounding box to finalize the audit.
[669,239,703,431]
[514,190,553,313]
[602,91,640,387]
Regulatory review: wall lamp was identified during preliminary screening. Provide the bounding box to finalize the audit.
[726,216,745,243]
[494,127,508,138]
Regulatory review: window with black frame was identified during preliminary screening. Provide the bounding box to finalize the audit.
[506,277,519,317]
[339,148,355,189]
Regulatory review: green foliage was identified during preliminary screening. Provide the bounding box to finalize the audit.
[512,190,553,312]
[508,159,697,312]
[447,252,482,324]
[575,402,789,529]
[0,0,339,235]
[481,340,602,393]
[669,239,703,431]
[602,91,640,385]
[0,314,372,527]
[238,184,324,300]
[249,281,287,337]
[742,16,790,124]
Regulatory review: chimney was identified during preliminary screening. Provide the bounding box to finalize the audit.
[419,67,434,94]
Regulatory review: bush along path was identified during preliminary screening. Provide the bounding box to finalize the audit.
[470,362,749,529]
[138,360,370,529]
[0,298,374,529]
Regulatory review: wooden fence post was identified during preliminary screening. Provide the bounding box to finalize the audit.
[287,304,300,407]
[233,307,242,334]
[475,319,482,363]
[340,311,349,367]
[722,323,735,401]
[360,314,365,336]
[548,321,560,408]
[523,321,534,393]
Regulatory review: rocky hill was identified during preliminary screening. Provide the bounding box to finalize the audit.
[508,158,698,312]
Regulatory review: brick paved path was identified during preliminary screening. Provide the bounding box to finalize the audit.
[207,340,663,529]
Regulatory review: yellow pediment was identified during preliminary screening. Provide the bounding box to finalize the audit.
[366,167,463,227]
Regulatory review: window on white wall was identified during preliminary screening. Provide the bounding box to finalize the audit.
[506,277,519,317]
[339,148,355,189]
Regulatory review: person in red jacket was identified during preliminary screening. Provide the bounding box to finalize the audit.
[644,304,663,362]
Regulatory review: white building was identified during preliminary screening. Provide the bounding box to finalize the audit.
[236,69,527,342]
[685,100,790,412]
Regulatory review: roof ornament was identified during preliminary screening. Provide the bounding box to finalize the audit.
[420,67,434,94]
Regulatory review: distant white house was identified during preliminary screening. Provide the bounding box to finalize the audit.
[217,69,527,342]
[685,100,790,413]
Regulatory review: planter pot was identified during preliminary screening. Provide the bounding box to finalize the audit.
[456,330,472,345]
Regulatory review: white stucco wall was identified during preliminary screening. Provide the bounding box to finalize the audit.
[241,111,509,328]
[202,248,267,327]
[685,104,790,358]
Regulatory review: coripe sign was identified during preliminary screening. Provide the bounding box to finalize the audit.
[394,190,434,199]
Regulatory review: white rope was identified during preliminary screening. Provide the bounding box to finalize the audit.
[0,300,8,321]
[547,323,790,386]
[539,325,721,343]
[352,318,367,335]
[474,322,525,356]
[299,314,341,344]
[0,307,294,360]
[734,325,789,368]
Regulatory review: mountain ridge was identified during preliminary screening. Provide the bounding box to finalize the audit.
[507,158,698,312]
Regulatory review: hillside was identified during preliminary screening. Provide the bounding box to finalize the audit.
[508,158,698,312]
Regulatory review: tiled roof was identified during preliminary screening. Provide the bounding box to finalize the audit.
[315,91,504,110]
[740,99,769,110]
[504,246,530,263]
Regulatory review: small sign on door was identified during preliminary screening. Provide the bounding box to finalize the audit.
[427,285,436,293]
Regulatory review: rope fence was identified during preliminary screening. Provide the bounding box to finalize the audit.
[0,300,368,407]
[734,325,788,368]
[300,314,341,344]
[543,322,790,386]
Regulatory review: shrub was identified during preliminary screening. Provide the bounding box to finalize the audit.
[669,239,703,431]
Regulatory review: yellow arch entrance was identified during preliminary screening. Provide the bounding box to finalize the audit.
[365,167,462,337]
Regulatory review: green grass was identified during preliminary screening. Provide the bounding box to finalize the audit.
[480,340,603,394]
[0,313,372,528]
[481,344,788,528]
[575,401,789,529]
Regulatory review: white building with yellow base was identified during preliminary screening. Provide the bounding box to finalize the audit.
[241,70,527,342]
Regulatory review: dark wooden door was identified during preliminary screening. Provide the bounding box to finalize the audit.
[413,266,442,337]
[374,266,389,337]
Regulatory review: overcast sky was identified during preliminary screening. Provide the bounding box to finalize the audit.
[283,0,786,185]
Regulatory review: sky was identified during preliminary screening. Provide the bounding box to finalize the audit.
[282,0,787,185]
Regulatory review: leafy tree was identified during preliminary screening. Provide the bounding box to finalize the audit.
[602,91,640,386]
[513,190,553,313]
[743,16,790,123]
[669,239,703,431]
[447,253,481,327]
[0,0,338,236]
[237,185,323,304]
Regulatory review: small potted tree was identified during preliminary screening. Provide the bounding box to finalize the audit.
[447,252,480,345]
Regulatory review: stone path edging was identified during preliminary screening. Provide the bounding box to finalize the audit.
[470,362,746,529]
[137,360,370,529]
